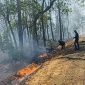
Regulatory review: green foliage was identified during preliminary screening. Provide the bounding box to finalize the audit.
[0,3,5,17]
[55,0,72,14]
[39,14,49,24]
[0,0,75,60]
[21,0,29,11]
[8,3,17,14]
[77,0,85,7]
[21,16,27,25]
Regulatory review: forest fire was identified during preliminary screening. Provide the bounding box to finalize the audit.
[12,53,51,84]
[0,63,41,85]
[16,63,41,79]
[0,52,54,85]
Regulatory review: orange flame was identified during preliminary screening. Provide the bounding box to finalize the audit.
[16,63,40,79]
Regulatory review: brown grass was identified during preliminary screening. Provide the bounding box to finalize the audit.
[25,52,85,85]
[24,37,85,85]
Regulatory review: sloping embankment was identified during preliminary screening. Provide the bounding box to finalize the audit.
[25,52,85,85]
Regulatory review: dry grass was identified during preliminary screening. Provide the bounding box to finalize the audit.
[24,37,85,85]
[25,52,85,85]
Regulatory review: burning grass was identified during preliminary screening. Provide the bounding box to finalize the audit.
[16,63,41,79]
[0,63,41,85]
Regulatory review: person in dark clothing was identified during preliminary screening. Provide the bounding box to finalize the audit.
[58,40,65,49]
[74,30,80,50]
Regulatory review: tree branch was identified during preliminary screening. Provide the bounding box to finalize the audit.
[34,0,56,21]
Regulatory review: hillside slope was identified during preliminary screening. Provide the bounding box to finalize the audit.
[21,37,85,85]
[25,52,85,85]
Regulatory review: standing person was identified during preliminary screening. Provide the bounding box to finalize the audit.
[74,30,80,50]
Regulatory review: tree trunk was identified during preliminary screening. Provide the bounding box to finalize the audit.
[47,24,49,40]
[17,0,23,59]
[42,0,46,46]
[49,10,54,41]
[6,4,17,48]
[17,0,23,49]
[7,20,17,48]
[67,12,69,39]
[62,24,64,40]
[58,0,62,41]
[33,20,38,43]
